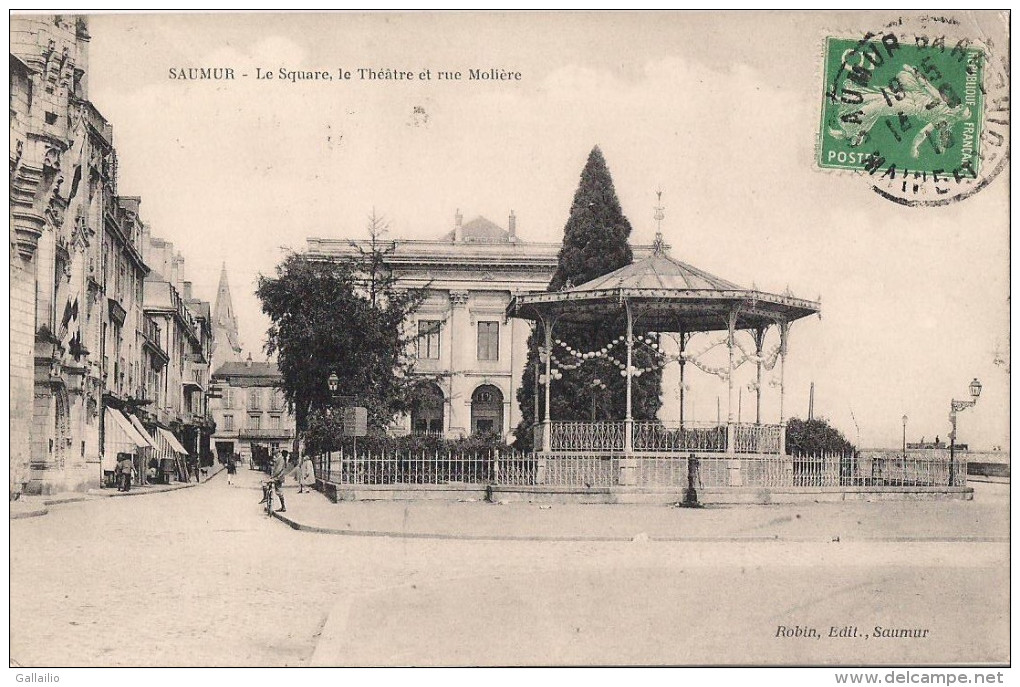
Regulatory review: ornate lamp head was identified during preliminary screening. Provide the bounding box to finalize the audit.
[969,378,982,399]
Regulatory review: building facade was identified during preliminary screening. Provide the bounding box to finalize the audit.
[9,14,214,494]
[307,212,654,442]
[141,231,214,465]
[10,15,137,494]
[208,358,296,465]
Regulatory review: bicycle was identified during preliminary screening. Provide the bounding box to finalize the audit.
[262,479,276,516]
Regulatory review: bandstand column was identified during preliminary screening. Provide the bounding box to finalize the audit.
[624,299,634,454]
[754,327,767,425]
[678,328,687,430]
[618,300,637,486]
[541,315,554,453]
[725,308,738,452]
[778,320,790,453]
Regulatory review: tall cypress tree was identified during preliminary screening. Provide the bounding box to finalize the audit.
[514,147,662,449]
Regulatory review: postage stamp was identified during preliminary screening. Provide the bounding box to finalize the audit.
[817,23,1009,206]
[819,36,983,176]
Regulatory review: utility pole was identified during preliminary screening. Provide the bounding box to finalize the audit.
[808,382,815,421]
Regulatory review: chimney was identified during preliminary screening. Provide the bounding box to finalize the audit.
[508,210,517,243]
[246,352,252,368]
[182,281,192,300]
[454,209,463,242]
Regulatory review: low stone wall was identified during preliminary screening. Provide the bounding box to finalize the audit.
[318,480,486,503]
[317,480,973,504]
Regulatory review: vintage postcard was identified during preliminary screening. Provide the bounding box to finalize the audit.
[8,10,1009,676]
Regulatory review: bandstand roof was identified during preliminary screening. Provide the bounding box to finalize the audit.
[507,245,820,332]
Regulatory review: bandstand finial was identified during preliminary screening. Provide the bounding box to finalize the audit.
[653,189,666,255]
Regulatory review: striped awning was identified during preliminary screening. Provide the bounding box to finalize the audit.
[105,408,150,451]
[156,427,189,456]
[126,413,156,448]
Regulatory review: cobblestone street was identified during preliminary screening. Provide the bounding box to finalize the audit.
[10,469,1009,666]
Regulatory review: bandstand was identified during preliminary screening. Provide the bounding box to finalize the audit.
[506,233,821,489]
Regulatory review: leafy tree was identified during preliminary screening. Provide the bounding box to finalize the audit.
[257,212,430,438]
[514,146,662,449]
[785,417,856,455]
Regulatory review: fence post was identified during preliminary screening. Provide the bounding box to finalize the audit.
[682,453,701,507]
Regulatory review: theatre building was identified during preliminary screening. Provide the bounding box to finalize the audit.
[306,211,654,442]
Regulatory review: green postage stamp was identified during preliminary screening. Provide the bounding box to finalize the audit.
[818,35,984,180]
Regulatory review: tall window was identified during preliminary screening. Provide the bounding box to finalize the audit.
[249,388,260,410]
[223,415,234,431]
[270,390,282,411]
[477,321,499,361]
[417,320,441,360]
[248,414,261,430]
[222,388,232,408]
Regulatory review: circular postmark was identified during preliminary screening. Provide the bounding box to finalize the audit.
[817,15,1009,206]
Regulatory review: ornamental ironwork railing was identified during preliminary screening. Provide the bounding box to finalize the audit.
[733,423,783,454]
[548,421,626,452]
[632,421,728,453]
[313,450,966,489]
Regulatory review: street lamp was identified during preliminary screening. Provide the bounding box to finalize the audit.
[948,378,982,485]
[901,414,908,456]
[327,372,339,396]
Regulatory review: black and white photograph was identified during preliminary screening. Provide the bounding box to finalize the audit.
[8,10,1010,676]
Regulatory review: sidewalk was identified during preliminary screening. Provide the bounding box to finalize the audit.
[10,463,225,519]
[270,479,1009,543]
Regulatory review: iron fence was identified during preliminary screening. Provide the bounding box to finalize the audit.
[548,421,626,452]
[632,421,728,453]
[313,449,967,489]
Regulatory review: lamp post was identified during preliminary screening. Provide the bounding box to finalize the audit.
[901,414,908,457]
[948,378,982,486]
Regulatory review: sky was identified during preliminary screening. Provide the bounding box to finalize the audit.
[84,11,1010,450]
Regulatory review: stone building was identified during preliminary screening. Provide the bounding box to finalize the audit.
[209,357,296,466]
[9,14,214,493]
[306,211,656,441]
[9,15,134,494]
[141,232,214,464]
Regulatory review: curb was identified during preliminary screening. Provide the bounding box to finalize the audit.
[10,504,49,520]
[268,510,1011,544]
[12,466,227,519]
[88,481,200,498]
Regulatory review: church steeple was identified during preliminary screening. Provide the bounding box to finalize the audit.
[211,262,242,372]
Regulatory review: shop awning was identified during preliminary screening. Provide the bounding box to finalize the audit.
[105,408,149,451]
[126,413,156,448]
[157,427,190,456]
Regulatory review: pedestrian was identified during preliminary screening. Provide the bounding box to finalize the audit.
[298,454,315,493]
[187,454,200,483]
[225,452,237,485]
[116,453,133,492]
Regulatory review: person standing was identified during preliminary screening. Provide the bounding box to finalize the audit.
[298,454,315,494]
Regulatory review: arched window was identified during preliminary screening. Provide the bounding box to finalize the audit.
[411,383,445,435]
[470,384,504,436]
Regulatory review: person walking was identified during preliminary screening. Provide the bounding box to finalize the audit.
[298,454,315,494]
[115,454,134,492]
[225,453,237,485]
